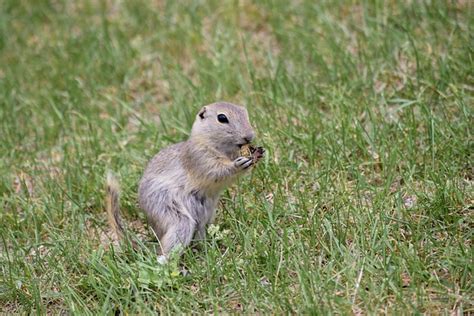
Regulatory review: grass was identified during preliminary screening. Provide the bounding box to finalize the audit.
[0,0,472,314]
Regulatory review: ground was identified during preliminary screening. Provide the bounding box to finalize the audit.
[0,0,472,314]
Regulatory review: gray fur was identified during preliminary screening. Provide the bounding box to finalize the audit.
[138,102,258,256]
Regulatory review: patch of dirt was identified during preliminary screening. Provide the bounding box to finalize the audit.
[12,172,35,197]
[87,216,149,250]
[373,49,417,96]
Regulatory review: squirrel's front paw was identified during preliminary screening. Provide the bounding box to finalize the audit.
[234,157,254,170]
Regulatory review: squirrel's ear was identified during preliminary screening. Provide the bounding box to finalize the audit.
[198,106,207,119]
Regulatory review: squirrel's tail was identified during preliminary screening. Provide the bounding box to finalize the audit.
[105,172,136,248]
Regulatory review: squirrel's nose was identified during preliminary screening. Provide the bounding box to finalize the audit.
[243,132,255,144]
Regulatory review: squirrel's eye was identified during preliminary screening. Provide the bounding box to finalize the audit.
[217,114,229,124]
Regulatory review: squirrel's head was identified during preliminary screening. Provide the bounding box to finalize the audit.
[190,102,255,157]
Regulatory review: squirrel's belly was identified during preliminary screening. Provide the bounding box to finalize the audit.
[183,189,219,225]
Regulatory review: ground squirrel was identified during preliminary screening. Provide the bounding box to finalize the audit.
[106,102,264,258]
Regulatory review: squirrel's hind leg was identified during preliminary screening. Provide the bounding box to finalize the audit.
[159,218,196,256]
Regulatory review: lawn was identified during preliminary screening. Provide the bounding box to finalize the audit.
[0,0,472,314]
